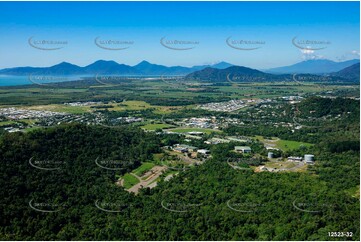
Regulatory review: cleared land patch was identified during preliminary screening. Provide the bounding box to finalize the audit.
[141,123,175,130]
[132,162,155,177]
[122,173,140,189]
[254,135,313,151]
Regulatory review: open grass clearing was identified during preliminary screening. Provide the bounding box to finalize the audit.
[132,162,155,177]
[254,135,313,151]
[141,123,176,131]
[122,173,140,189]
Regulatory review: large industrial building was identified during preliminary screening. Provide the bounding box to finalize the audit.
[304,154,315,164]
[234,146,252,153]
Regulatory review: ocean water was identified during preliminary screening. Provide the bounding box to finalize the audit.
[0,75,172,87]
[0,75,88,87]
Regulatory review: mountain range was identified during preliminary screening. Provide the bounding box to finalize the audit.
[264,59,360,74]
[185,66,278,82]
[331,63,360,80]
[0,60,234,76]
[185,62,360,83]
[0,59,358,83]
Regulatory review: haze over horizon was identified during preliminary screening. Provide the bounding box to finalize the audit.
[0,1,359,69]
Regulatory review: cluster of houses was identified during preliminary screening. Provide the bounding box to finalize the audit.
[0,107,66,120]
[204,136,251,145]
[281,96,304,103]
[179,117,218,129]
[3,127,21,133]
[64,101,102,107]
[198,99,246,112]
[116,116,143,123]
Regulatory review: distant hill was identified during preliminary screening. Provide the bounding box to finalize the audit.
[209,61,233,69]
[331,63,360,81]
[0,60,139,76]
[133,60,233,75]
[133,60,192,75]
[265,59,360,74]
[84,60,138,75]
[0,62,84,75]
[185,66,277,82]
[185,64,352,83]
[0,60,234,76]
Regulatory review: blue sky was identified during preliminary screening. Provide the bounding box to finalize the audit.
[0,1,359,69]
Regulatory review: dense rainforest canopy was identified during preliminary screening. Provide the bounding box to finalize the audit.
[0,121,359,240]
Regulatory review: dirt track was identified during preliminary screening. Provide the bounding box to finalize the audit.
[126,165,167,194]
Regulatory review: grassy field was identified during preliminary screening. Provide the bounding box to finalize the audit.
[255,135,313,151]
[0,120,16,126]
[122,173,140,189]
[22,104,91,114]
[0,80,358,108]
[108,100,184,114]
[132,162,155,177]
[169,127,222,134]
[214,81,360,98]
[8,100,184,115]
[152,153,164,162]
[23,127,43,132]
[0,119,36,127]
[277,140,313,151]
[141,123,175,131]
[110,100,152,111]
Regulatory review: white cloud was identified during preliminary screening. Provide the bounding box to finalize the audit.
[351,50,360,56]
[336,50,360,61]
[301,48,314,55]
[300,48,324,60]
